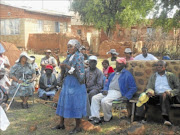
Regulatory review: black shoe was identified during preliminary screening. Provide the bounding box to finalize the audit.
[41,94,48,100]
[92,119,102,125]
[101,116,113,122]
[21,102,25,109]
[25,102,29,109]
[69,128,82,134]
[52,125,65,130]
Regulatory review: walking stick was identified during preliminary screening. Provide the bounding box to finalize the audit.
[6,84,21,111]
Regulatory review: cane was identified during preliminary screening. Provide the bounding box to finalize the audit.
[6,84,21,111]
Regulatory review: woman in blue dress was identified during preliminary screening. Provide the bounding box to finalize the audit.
[54,39,87,134]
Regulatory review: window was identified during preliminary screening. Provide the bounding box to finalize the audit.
[147,27,155,36]
[63,22,68,32]
[37,20,43,32]
[55,22,60,32]
[77,29,81,35]
[0,19,20,35]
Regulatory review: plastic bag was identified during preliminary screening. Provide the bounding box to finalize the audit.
[0,106,10,131]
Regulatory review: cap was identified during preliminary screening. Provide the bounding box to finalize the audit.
[124,48,132,53]
[89,55,97,61]
[45,50,52,53]
[45,65,53,70]
[107,49,119,55]
[136,92,149,107]
[116,57,126,64]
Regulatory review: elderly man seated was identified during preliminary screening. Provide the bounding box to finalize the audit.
[38,65,57,100]
[85,56,104,104]
[90,58,137,124]
[135,60,180,126]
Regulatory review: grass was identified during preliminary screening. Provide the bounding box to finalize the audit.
[1,53,180,135]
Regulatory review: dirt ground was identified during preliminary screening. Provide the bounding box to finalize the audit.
[1,93,180,135]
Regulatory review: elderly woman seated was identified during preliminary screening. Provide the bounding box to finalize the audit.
[9,52,36,109]
[38,65,57,100]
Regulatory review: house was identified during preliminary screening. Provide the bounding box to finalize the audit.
[0,2,71,49]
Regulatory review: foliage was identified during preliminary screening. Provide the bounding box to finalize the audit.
[152,0,180,31]
[72,0,154,35]
[72,0,180,33]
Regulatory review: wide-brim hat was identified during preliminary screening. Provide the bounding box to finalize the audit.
[16,52,34,64]
[107,49,119,55]
[136,92,149,107]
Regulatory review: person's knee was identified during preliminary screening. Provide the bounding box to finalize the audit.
[101,99,108,106]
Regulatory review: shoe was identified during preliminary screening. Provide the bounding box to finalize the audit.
[88,117,94,121]
[92,119,102,125]
[41,94,48,100]
[25,102,29,109]
[164,121,172,126]
[141,119,147,124]
[51,124,65,130]
[69,128,82,134]
[102,116,113,122]
[21,102,25,109]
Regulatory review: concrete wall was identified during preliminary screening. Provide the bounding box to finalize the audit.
[126,60,180,94]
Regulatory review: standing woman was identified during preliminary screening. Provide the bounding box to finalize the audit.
[9,52,36,109]
[55,39,87,134]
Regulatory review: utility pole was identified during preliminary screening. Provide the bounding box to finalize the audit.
[42,0,44,9]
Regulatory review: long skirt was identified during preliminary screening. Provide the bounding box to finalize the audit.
[56,75,87,118]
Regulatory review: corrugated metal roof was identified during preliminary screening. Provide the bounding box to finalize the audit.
[0,1,72,17]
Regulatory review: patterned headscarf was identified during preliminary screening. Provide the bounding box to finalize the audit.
[67,39,81,51]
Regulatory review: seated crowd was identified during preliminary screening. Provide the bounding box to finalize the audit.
[0,41,180,132]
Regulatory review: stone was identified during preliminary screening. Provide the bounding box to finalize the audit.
[138,79,144,85]
[119,120,130,127]
[174,66,179,71]
[135,72,144,76]
[127,123,145,135]
[80,120,101,132]
[159,131,175,135]
[145,69,152,75]
[28,125,37,132]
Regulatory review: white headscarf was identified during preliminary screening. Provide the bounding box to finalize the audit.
[67,39,81,51]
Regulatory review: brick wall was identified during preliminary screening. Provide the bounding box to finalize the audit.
[98,40,133,57]
[27,33,81,55]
